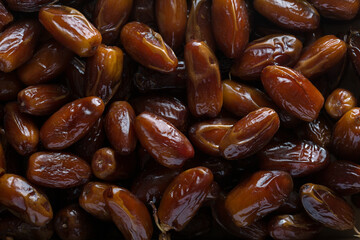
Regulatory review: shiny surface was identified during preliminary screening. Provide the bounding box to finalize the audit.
[0,2,13,31]
[39,5,102,57]
[225,170,293,227]
[261,65,324,122]
[157,167,213,231]
[300,183,355,230]
[27,152,91,188]
[303,116,332,148]
[219,107,280,160]
[185,40,222,117]
[325,88,356,119]
[308,0,360,20]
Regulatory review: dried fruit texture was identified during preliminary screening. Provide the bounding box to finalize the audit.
[156,0,187,50]
[0,2,13,31]
[93,0,133,45]
[308,0,360,20]
[120,21,178,73]
[231,34,303,80]
[185,40,223,118]
[219,107,280,160]
[39,5,102,57]
[303,116,332,148]
[211,0,249,58]
[294,35,347,79]
[261,66,324,122]
[157,167,213,231]
[349,30,360,76]
[253,0,320,31]
[300,183,355,230]
[5,0,56,12]
[325,88,356,119]
[225,170,293,227]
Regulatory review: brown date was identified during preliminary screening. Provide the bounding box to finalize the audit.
[18,84,71,116]
[27,152,91,189]
[349,30,360,76]
[5,0,56,12]
[231,34,302,80]
[0,173,53,226]
[300,183,355,230]
[294,35,347,79]
[134,112,194,169]
[39,5,102,57]
[211,0,249,58]
[261,65,324,122]
[130,0,156,28]
[219,107,280,160]
[17,40,74,86]
[308,0,360,20]
[0,72,23,102]
[276,191,302,214]
[0,144,5,172]
[0,2,13,31]
[40,97,105,150]
[66,57,86,99]
[303,116,332,148]
[104,186,153,240]
[185,40,222,117]
[225,170,293,227]
[0,20,40,72]
[4,102,39,156]
[120,21,178,73]
[157,167,213,231]
[93,0,133,45]
[258,141,329,177]
[325,88,356,119]
[253,0,320,31]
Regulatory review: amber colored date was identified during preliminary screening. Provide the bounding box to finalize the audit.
[134,112,194,169]
[40,97,105,150]
[120,21,178,73]
[300,183,355,230]
[219,107,280,160]
[225,170,293,227]
[39,5,102,57]
[0,72,23,102]
[308,0,360,20]
[261,66,324,122]
[157,167,213,231]
[0,2,13,31]
[325,88,356,119]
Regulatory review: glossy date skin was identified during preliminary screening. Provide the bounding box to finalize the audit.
[185,40,222,118]
[325,88,356,119]
[157,167,213,232]
[225,170,293,227]
[303,116,332,148]
[0,2,13,31]
[300,183,355,230]
[219,107,280,160]
[40,97,105,150]
[120,21,178,73]
[231,34,303,80]
[39,5,102,57]
[261,66,324,122]
[134,112,194,169]
[0,174,53,227]
[308,0,360,20]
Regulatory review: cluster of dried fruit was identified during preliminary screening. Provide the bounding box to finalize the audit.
[0,0,360,240]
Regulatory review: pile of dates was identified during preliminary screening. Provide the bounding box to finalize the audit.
[1,0,360,239]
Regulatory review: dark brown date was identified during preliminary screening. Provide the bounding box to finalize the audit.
[325,88,356,119]
[349,30,360,76]
[303,116,332,148]
[5,0,56,12]
[0,2,13,31]
[130,0,156,28]
[66,57,86,99]
[0,72,23,102]
[308,0,360,20]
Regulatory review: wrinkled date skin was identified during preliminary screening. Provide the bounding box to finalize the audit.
[225,170,293,227]
[349,30,360,76]
[325,88,356,119]
[211,0,249,58]
[258,141,329,177]
[4,102,39,156]
[185,40,223,118]
[104,186,153,240]
[308,0,360,20]
[156,0,187,50]
[231,34,303,80]
[0,20,40,72]
[157,167,213,232]
[261,66,324,122]
[93,0,133,45]
[5,0,57,12]
[300,183,355,230]
[294,35,347,79]
[0,72,23,102]
[222,80,274,117]
[268,214,322,240]
[219,107,280,160]
[39,5,102,57]
[105,101,136,154]
[17,40,74,86]
[85,45,124,105]
[189,118,236,156]
[0,2,13,31]
[253,0,320,31]
[18,84,71,116]
[40,96,105,150]
[27,152,91,188]
[303,116,332,148]
[134,112,194,169]
[332,108,360,161]
[0,174,53,227]
[120,21,178,73]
